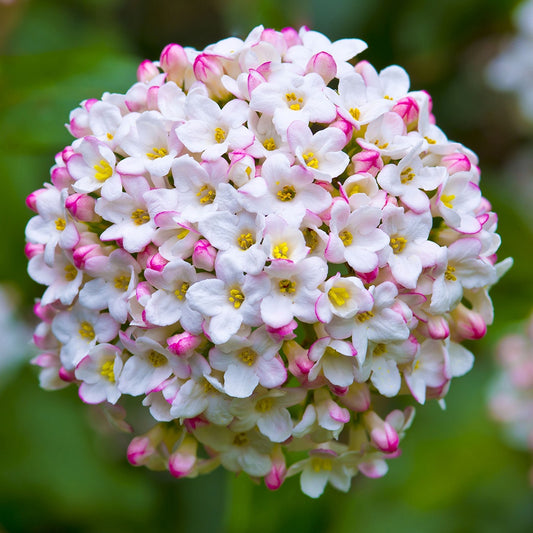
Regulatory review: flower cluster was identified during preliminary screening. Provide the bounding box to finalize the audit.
[486,0,533,121]
[489,314,533,485]
[25,26,509,497]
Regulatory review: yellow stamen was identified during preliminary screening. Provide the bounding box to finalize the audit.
[272,242,289,259]
[373,343,387,356]
[203,378,215,393]
[277,185,296,202]
[263,137,277,151]
[239,348,257,366]
[328,286,350,307]
[131,209,150,225]
[148,350,167,368]
[302,151,319,169]
[214,127,227,144]
[114,275,130,291]
[349,107,360,121]
[55,218,66,231]
[390,236,407,254]
[286,92,303,111]
[384,95,394,101]
[146,147,168,159]
[356,311,374,322]
[78,321,95,340]
[196,185,216,205]
[106,133,114,140]
[303,228,319,252]
[345,183,361,196]
[255,398,273,413]
[424,136,437,145]
[237,233,254,250]
[339,230,353,247]
[93,159,113,181]
[440,194,455,209]
[174,281,189,300]
[311,457,332,472]
[279,279,296,294]
[228,288,245,309]
[64,264,77,282]
[100,360,115,382]
[374,139,389,149]
[232,432,249,446]
[176,228,190,240]
[400,166,415,184]
[444,265,457,282]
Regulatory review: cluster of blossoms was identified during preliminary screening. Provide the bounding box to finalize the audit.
[25,26,509,497]
[486,0,533,121]
[489,314,533,485]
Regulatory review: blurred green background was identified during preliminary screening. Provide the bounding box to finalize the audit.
[1,0,532,531]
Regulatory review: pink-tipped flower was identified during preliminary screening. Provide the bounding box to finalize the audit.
[193,54,228,99]
[442,152,472,174]
[392,96,419,128]
[306,51,337,84]
[192,239,216,271]
[146,252,168,272]
[450,304,487,340]
[168,436,198,478]
[24,242,44,259]
[364,411,399,454]
[137,60,159,83]
[160,43,189,85]
[264,445,287,490]
[65,193,98,222]
[427,315,450,340]
[127,436,155,466]
[167,331,202,356]
[352,150,383,177]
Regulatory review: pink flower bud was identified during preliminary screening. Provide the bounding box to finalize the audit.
[127,436,155,466]
[441,152,472,174]
[248,69,267,95]
[146,252,168,272]
[33,301,56,323]
[339,383,371,412]
[51,166,73,189]
[136,244,158,269]
[392,96,419,127]
[306,51,337,84]
[65,193,97,222]
[160,43,189,85]
[24,242,44,259]
[183,416,209,432]
[26,188,47,212]
[357,266,379,285]
[352,150,383,177]
[193,54,228,99]
[168,436,198,478]
[264,446,287,490]
[73,244,105,270]
[281,27,301,47]
[59,366,76,382]
[146,85,160,110]
[192,239,216,271]
[450,304,487,340]
[167,331,202,356]
[260,28,287,54]
[330,118,354,144]
[427,315,450,339]
[364,411,399,454]
[284,340,315,384]
[137,60,159,83]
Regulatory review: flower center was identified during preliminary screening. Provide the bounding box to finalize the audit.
[285,92,303,111]
[263,137,276,151]
[55,218,66,231]
[214,127,227,144]
[196,185,216,204]
[146,147,168,159]
[78,321,95,340]
[114,275,130,291]
[237,232,254,250]
[390,236,407,254]
[131,209,150,225]
[356,311,374,322]
[255,398,274,413]
[424,136,437,145]
[303,228,319,252]
[272,242,289,259]
[232,432,249,446]
[373,343,387,356]
[339,230,353,247]
[440,194,455,209]
[176,228,190,240]
[174,281,190,300]
[444,265,457,282]
[93,159,113,181]
[311,457,332,472]
[100,360,115,382]
[302,151,319,169]
[374,139,389,150]
[349,107,360,121]
[279,279,296,294]
[400,166,415,184]
[64,264,77,281]
[148,350,167,368]
[277,185,296,202]
[229,288,245,309]
[328,286,350,307]
[239,348,257,366]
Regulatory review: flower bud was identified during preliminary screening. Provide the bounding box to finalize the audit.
[352,150,383,176]
[65,193,98,222]
[167,331,202,356]
[168,436,198,478]
[364,411,399,454]
[24,242,44,259]
[137,60,159,83]
[25,188,47,212]
[146,252,168,272]
[427,315,450,340]
[127,436,155,466]
[160,43,189,85]
[306,51,337,84]
[50,165,73,189]
[192,239,216,271]
[392,96,419,128]
[264,445,287,490]
[193,54,229,99]
[450,304,487,340]
[339,382,371,412]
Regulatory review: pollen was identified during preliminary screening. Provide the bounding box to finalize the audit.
[373,343,387,357]
[176,228,190,240]
[328,286,350,306]
[390,236,407,254]
[131,209,150,225]
[100,360,115,383]
[214,127,227,144]
[93,159,113,181]
[302,151,319,169]
[440,194,455,209]
[203,378,216,393]
[237,232,254,250]
[78,321,95,340]
[279,279,296,294]
[114,275,131,291]
[64,264,77,281]
[273,242,289,259]
[239,348,257,366]
[106,133,114,140]
[146,147,169,159]
[232,432,249,446]
[339,230,353,247]
[148,350,167,368]
[55,218,67,231]
[277,185,297,201]
[356,310,374,322]
[196,184,216,204]
[263,137,277,151]
[374,139,389,149]
[229,288,245,308]
[349,107,361,121]
[444,265,457,282]
[303,228,319,252]
[174,282,189,300]
[424,136,437,145]
[384,95,394,101]
[286,92,303,111]
[311,457,332,472]
[345,183,361,196]
[255,397,274,413]
[400,166,416,184]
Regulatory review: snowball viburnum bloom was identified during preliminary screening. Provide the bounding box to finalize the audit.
[26,25,509,497]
